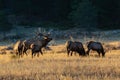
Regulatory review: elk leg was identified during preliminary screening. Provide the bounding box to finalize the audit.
[97,51,100,57]
[23,49,28,56]
[79,50,83,56]
[18,50,22,58]
[82,49,86,56]
[67,50,70,56]
[32,52,34,58]
[19,53,21,58]
[33,52,37,57]
[23,47,28,56]
[20,50,24,57]
[71,51,73,56]
[102,53,105,57]
[101,50,105,57]
[87,49,90,56]
[37,52,39,57]
[40,50,43,55]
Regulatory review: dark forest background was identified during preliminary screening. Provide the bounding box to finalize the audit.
[0,0,120,32]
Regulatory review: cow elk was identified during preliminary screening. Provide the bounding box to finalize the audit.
[65,41,86,56]
[86,41,105,57]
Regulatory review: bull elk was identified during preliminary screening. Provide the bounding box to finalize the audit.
[22,29,52,56]
[30,35,52,58]
[13,28,52,58]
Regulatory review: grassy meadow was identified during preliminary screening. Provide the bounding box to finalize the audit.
[0,44,120,80]
[0,28,120,80]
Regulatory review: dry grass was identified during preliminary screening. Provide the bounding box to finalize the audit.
[0,44,120,80]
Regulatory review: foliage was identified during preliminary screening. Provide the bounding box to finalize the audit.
[69,0,98,29]
[1,0,120,30]
[0,11,12,32]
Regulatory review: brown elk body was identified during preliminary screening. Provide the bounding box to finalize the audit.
[86,41,105,57]
[30,36,52,58]
[66,41,86,56]
[22,33,52,56]
[13,40,25,57]
[13,32,52,58]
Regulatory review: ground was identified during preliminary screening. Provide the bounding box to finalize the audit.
[0,28,120,80]
[0,43,120,80]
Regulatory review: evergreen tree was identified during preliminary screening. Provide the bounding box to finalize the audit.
[91,0,120,29]
[0,11,12,32]
[69,0,98,30]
